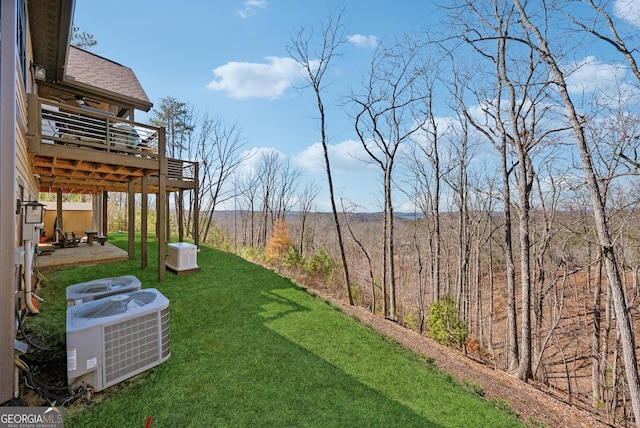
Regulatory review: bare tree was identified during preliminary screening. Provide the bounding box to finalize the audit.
[149,97,198,241]
[342,199,378,311]
[530,164,569,381]
[581,90,640,412]
[287,7,353,305]
[450,50,520,372]
[454,0,571,380]
[351,36,429,320]
[404,129,443,328]
[567,0,640,85]
[508,0,640,420]
[255,151,281,247]
[272,159,302,221]
[441,114,475,328]
[297,181,320,255]
[237,172,260,248]
[198,114,248,243]
[404,70,444,307]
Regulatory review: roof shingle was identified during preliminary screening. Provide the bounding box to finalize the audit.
[65,46,152,111]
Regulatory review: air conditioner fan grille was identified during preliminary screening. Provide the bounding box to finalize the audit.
[161,307,170,359]
[75,290,157,319]
[104,312,162,385]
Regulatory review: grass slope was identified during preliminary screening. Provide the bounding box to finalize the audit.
[29,233,522,427]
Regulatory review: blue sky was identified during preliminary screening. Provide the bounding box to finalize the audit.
[71,0,441,212]
[72,0,640,212]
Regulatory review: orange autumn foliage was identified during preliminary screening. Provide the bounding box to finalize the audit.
[266,218,293,261]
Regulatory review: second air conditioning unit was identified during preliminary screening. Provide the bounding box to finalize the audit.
[66,288,170,392]
[66,275,142,307]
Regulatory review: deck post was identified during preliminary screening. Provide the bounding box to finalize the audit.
[141,175,148,269]
[102,192,108,236]
[158,127,166,281]
[166,191,171,245]
[194,162,200,247]
[57,190,63,230]
[178,190,184,242]
[128,181,135,260]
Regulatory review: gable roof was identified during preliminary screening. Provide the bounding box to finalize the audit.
[65,46,153,112]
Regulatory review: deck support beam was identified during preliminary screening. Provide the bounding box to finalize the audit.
[141,175,148,269]
[194,162,200,247]
[157,128,166,281]
[128,181,135,260]
[102,192,108,236]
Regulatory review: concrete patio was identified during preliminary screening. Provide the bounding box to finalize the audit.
[34,241,128,270]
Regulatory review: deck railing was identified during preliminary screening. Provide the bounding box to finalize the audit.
[167,158,197,181]
[29,96,198,188]
[36,97,160,159]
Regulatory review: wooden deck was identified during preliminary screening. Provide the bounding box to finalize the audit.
[34,242,128,270]
[29,95,198,194]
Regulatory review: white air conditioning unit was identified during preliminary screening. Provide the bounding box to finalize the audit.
[166,242,198,271]
[66,275,142,307]
[66,288,170,392]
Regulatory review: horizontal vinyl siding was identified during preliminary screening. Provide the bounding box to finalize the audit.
[1,0,18,405]
[16,31,38,201]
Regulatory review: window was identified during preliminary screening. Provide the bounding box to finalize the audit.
[17,0,27,86]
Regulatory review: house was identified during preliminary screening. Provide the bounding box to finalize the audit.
[0,0,199,403]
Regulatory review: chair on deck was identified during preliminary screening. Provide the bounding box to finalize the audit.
[55,227,80,248]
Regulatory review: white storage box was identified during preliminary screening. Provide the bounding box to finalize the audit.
[166,242,198,271]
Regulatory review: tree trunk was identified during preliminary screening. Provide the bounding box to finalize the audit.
[502,147,519,373]
[516,156,533,381]
[513,1,640,420]
[287,10,353,305]
[592,246,602,407]
[386,168,397,320]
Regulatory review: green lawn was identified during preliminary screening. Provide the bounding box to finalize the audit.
[29,233,522,427]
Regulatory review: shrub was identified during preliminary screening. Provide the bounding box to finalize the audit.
[350,282,362,303]
[266,219,293,261]
[283,245,304,268]
[220,235,232,252]
[427,296,468,349]
[465,337,480,353]
[238,245,265,262]
[306,246,334,275]
[207,225,227,248]
[403,310,419,331]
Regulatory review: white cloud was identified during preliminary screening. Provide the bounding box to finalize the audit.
[236,147,285,176]
[207,56,304,99]
[565,56,627,94]
[292,139,375,172]
[614,0,640,28]
[563,56,640,105]
[238,0,267,19]
[347,34,378,49]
